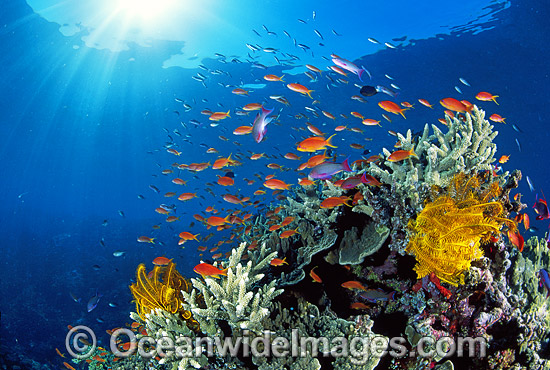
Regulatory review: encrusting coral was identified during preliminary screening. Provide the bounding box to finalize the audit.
[406,172,516,285]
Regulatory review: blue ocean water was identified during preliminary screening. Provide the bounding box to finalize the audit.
[0,0,548,367]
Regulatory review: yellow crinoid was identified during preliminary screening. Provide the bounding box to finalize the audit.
[129,262,199,331]
[406,172,516,286]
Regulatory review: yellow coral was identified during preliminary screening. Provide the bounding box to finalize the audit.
[406,173,515,286]
[129,262,200,331]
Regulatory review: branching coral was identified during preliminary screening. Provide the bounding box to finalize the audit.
[406,173,516,285]
[182,242,283,336]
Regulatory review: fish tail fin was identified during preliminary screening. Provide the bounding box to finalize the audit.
[280,74,285,82]
[150,238,155,244]
[226,110,231,117]
[342,157,352,172]
[326,134,337,148]
[220,268,228,276]
[357,68,364,82]
[262,106,274,115]
[282,257,288,265]
[307,90,314,99]
[389,291,396,300]
[400,110,407,119]
[409,148,418,158]
[493,96,500,105]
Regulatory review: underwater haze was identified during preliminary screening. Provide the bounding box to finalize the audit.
[1,0,549,369]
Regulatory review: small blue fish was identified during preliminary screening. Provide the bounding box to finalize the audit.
[87,290,102,312]
[527,176,535,192]
[455,86,463,94]
[459,78,470,86]
[359,289,396,303]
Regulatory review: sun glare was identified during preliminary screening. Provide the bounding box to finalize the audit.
[116,0,176,22]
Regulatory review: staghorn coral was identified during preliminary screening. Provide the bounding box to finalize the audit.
[406,173,515,285]
[181,242,283,336]
[129,262,199,332]
[367,106,501,210]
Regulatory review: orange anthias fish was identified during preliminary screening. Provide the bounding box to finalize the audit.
[152,256,172,266]
[287,83,314,98]
[223,194,243,204]
[362,118,381,126]
[206,215,232,226]
[179,232,199,241]
[507,229,524,252]
[217,176,235,186]
[476,91,499,105]
[172,178,186,185]
[232,88,248,95]
[297,134,337,152]
[270,257,288,266]
[341,280,368,291]
[298,177,316,186]
[137,236,155,244]
[440,98,468,112]
[212,154,236,169]
[284,152,300,160]
[489,114,506,123]
[320,196,352,209]
[209,110,231,121]
[264,74,285,82]
[166,216,179,223]
[243,103,263,111]
[55,348,65,358]
[418,99,433,108]
[499,155,510,164]
[63,362,76,370]
[310,267,322,283]
[193,263,227,278]
[233,126,254,135]
[178,192,197,201]
[350,302,369,310]
[387,148,417,162]
[378,101,407,118]
[263,179,291,190]
[280,228,299,239]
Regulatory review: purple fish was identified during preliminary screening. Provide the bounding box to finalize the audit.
[252,107,274,143]
[533,194,549,220]
[340,176,362,189]
[332,57,368,81]
[87,290,102,312]
[359,289,395,303]
[539,269,550,297]
[309,158,352,180]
